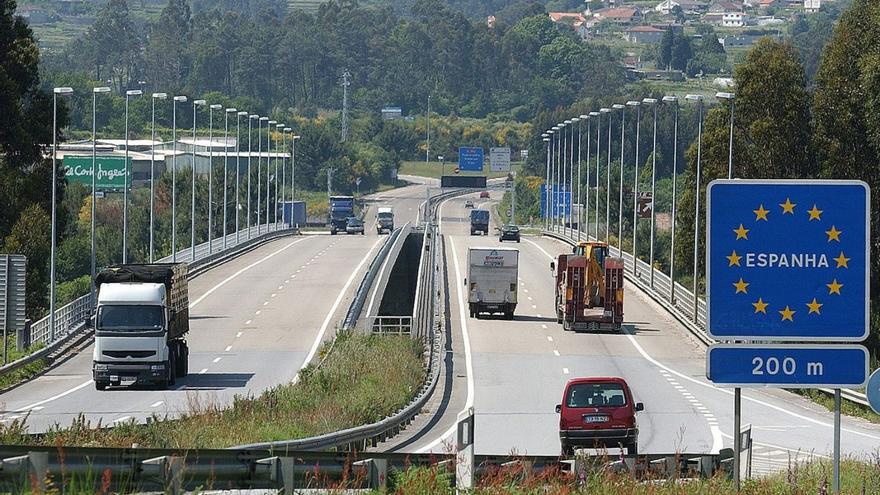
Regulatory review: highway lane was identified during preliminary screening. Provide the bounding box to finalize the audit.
[0,181,429,433]
[402,191,880,473]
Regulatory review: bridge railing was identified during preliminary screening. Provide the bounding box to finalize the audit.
[543,226,869,408]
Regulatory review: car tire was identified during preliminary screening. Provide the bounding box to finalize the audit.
[95,381,108,391]
[516,238,520,243]
[331,230,337,235]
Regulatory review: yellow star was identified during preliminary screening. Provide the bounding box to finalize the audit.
[826,279,843,295]
[806,298,823,315]
[834,252,850,268]
[807,204,823,221]
[727,250,742,267]
[733,278,749,294]
[825,225,842,242]
[733,224,749,240]
[752,298,768,314]
[753,204,769,221]
[779,306,795,322]
[780,198,796,214]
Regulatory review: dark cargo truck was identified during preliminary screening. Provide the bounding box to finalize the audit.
[470,209,489,235]
[93,263,189,390]
[329,196,355,235]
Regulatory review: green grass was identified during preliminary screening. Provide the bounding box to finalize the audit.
[399,161,522,180]
[795,389,880,425]
[0,333,424,448]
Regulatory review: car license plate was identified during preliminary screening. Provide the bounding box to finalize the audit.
[584,415,609,424]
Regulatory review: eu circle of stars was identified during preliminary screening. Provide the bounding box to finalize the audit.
[707,182,868,340]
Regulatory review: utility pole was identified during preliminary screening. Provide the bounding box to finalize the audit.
[426,95,431,163]
[327,168,333,197]
[341,70,351,142]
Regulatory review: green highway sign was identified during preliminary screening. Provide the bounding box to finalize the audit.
[63,156,130,190]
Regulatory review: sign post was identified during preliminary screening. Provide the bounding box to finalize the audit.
[706,180,870,493]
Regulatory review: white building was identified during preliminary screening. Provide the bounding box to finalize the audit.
[804,0,820,12]
[722,12,749,27]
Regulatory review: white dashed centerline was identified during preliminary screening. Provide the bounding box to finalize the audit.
[212,357,222,363]
[150,401,164,408]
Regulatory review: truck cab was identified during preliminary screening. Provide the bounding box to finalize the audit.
[470,209,490,235]
[329,196,355,235]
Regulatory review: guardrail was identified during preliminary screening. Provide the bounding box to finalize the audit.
[0,445,732,492]
[542,227,871,408]
[1,222,292,379]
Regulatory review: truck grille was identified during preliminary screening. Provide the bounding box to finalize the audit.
[103,350,156,359]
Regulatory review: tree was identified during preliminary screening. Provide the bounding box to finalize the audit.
[80,0,140,90]
[813,0,880,297]
[670,33,693,72]
[2,205,51,319]
[657,28,674,69]
[144,0,192,90]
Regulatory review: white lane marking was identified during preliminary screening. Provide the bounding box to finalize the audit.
[255,310,261,315]
[536,313,542,318]
[199,368,208,374]
[531,305,537,309]
[271,293,277,298]
[297,238,383,381]
[225,346,232,352]
[13,379,94,413]
[563,368,570,375]
[113,416,131,423]
[553,350,560,357]
[417,236,475,453]
[547,336,553,342]
[236,331,243,338]
[720,432,831,460]
[278,285,284,290]
[150,401,164,408]
[285,280,290,284]
[245,320,252,325]
[189,237,310,309]
[524,289,529,293]
[212,357,222,363]
[30,406,44,411]
[541,324,548,329]
[528,296,533,301]
[263,301,269,306]
[8,415,20,420]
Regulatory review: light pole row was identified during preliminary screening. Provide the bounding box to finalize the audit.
[49,86,303,340]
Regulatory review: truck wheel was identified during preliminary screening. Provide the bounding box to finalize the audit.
[165,356,176,388]
[561,443,574,457]
[175,342,189,378]
[625,441,638,456]
[95,381,108,391]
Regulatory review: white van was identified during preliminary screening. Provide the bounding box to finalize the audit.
[466,247,519,319]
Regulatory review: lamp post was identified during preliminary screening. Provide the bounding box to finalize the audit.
[207,104,222,253]
[171,95,187,262]
[149,93,166,263]
[545,130,553,230]
[248,115,258,238]
[123,89,143,263]
[258,117,267,233]
[284,128,293,226]
[276,123,284,227]
[685,94,704,323]
[426,95,431,163]
[223,108,236,249]
[577,115,587,241]
[583,115,593,240]
[90,86,110,307]
[558,122,566,232]
[594,112,602,239]
[612,104,625,250]
[267,120,277,230]
[662,96,679,304]
[600,108,611,241]
[549,127,558,230]
[716,92,735,179]
[50,86,73,342]
[237,111,247,241]
[291,134,301,205]
[569,118,579,237]
[644,98,659,287]
[627,100,642,273]
[562,120,571,235]
[191,99,206,261]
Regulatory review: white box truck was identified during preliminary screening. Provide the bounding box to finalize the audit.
[376,206,394,234]
[92,263,189,390]
[466,247,519,319]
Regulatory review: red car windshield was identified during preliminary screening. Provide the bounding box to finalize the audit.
[566,382,627,408]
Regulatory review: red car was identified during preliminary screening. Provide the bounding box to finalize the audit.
[556,377,643,456]
[480,191,490,199]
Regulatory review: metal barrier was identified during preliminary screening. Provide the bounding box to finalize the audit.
[369,316,413,335]
[1,222,292,378]
[342,224,408,330]
[543,227,871,407]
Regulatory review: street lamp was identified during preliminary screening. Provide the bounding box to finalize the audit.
[716,92,735,179]
[207,104,222,253]
[291,134,301,206]
[236,111,247,242]
[90,86,110,308]
[589,112,600,238]
[612,104,625,250]
[546,129,555,230]
[276,123,284,227]
[550,127,559,231]
[570,117,580,237]
[643,98,659,287]
[149,93,167,263]
[223,108,236,248]
[580,115,591,241]
[191,99,206,261]
[258,117,268,233]
[267,120,277,230]
[626,100,642,273]
[248,114,258,238]
[599,108,611,241]
[685,93,704,323]
[577,115,588,241]
[171,95,187,262]
[557,123,566,232]
[662,95,679,304]
[123,89,143,263]
[283,128,292,227]
[49,87,72,342]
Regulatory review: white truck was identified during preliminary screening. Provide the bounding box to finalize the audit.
[376,206,394,234]
[466,247,519,319]
[92,264,189,390]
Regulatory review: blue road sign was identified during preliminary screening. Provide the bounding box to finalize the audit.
[706,180,870,341]
[707,344,868,388]
[867,369,880,415]
[540,185,572,218]
[458,147,484,172]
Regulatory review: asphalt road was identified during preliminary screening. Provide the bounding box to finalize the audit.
[0,181,429,433]
[390,190,880,476]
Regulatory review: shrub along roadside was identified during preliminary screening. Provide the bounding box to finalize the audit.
[0,333,424,448]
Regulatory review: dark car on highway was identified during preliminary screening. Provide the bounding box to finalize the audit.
[557,377,643,456]
[499,225,520,242]
[345,217,365,235]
